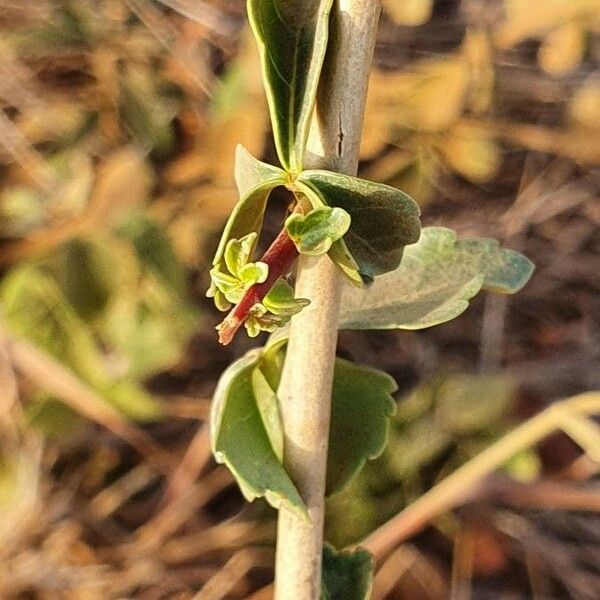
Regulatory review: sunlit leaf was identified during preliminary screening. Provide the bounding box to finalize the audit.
[297,171,421,281]
[435,373,516,435]
[247,0,333,171]
[495,0,599,48]
[286,207,351,256]
[327,358,397,495]
[58,238,115,320]
[119,68,177,159]
[117,213,187,299]
[569,78,600,130]
[252,367,284,461]
[383,0,433,26]
[321,545,374,600]
[101,273,197,378]
[210,350,307,517]
[340,227,534,330]
[211,145,285,271]
[1,265,109,390]
[538,22,585,76]
[438,124,500,183]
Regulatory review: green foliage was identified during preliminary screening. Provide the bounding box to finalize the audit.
[325,373,523,547]
[210,342,398,509]
[119,68,177,160]
[0,206,199,422]
[327,359,397,495]
[24,395,80,439]
[286,207,351,256]
[206,5,537,594]
[117,213,188,300]
[245,280,310,338]
[321,545,374,600]
[59,239,113,320]
[208,146,285,287]
[247,0,334,171]
[1,265,110,390]
[297,171,422,281]
[210,233,269,310]
[210,350,307,517]
[340,227,535,330]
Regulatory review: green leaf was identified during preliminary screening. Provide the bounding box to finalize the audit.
[117,213,187,299]
[58,238,114,320]
[328,358,397,495]
[119,68,176,159]
[435,373,516,435]
[248,0,334,171]
[24,395,80,439]
[263,279,310,316]
[340,227,535,330]
[1,265,166,420]
[1,265,109,390]
[297,171,421,281]
[252,367,284,461]
[211,145,285,271]
[103,380,164,422]
[210,350,307,517]
[286,207,351,256]
[321,545,374,600]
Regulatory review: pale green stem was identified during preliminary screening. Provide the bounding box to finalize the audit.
[274,2,383,599]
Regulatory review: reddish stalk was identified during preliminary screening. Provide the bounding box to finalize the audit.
[217,228,299,345]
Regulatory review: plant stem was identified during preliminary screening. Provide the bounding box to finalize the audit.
[217,229,299,345]
[274,2,382,599]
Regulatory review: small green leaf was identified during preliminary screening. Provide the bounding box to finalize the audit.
[1,265,109,390]
[340,227,535,330]
[210,350,307,517]
[286,207,351,256]
[252,368,284,461]
[321,545,374,600]
[248,0,334,171]
[296,171,421,280]
[210,146,285,276]
[435,373,516,435]
[263,279,310,316]
[58,238,114,320]
[210,233,270,307]
[117,213,187,299]
[328,359,397,495]
[119,68,176,159]
[235,144,287,199]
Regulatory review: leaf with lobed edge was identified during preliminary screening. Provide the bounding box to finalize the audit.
[247,0,334,172]
[296,170,421,282]
[327,358,397,495]
[286,206,351,256]
[210,350,307,517]
[211,145,286,271]
[256,335,398,496]
[321,544,374,600]
[340,227,535,330]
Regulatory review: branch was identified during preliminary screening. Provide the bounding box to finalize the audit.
[274,2,383,598]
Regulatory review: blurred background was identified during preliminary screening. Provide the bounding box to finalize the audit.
[0,0,599,598]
